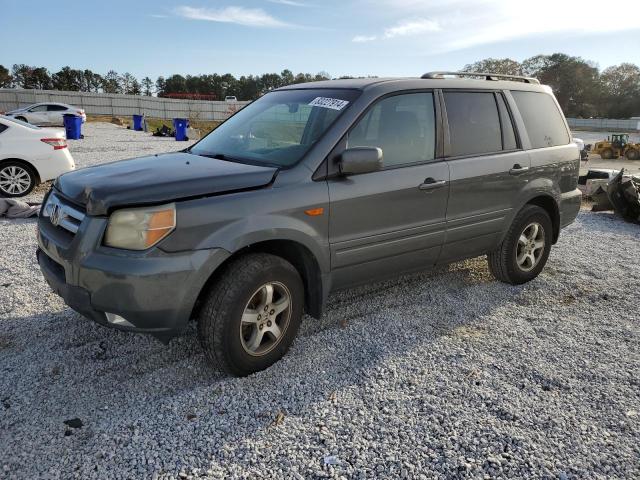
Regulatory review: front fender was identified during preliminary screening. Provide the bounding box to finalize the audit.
[160,181,331,273]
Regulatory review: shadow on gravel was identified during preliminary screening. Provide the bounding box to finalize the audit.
[0,255,527,476]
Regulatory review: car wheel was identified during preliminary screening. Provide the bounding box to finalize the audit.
[0,162,37,197]
[601,148,613,159]
[487,205,553,285]
[626,148,640,160]
[15,116,28,123]
[197,253,304,376]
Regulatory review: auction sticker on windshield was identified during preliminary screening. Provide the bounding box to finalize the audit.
[309,97,350,110]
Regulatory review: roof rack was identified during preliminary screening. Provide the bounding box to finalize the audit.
[421,71,540,84]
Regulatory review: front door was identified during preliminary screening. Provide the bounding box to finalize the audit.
[27,105,49,125]
[327,92,450,289]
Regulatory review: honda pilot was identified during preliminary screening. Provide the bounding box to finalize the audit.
[37,72,582,376]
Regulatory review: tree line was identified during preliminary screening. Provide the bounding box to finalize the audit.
[1,53,639,118]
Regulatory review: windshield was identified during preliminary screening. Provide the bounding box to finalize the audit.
[190,89,361,167]
[1,116,41,129]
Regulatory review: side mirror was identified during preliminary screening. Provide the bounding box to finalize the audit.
[338,147,383,176]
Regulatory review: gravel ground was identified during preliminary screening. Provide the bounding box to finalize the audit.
[1,124,639,479]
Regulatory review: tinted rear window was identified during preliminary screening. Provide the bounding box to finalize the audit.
[511,91,569,149]
[444,92,501,157]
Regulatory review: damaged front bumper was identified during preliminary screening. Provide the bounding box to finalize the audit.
[37,209,230,342]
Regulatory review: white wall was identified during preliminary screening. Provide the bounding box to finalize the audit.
[0,88,251,121]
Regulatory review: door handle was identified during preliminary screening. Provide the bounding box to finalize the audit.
[509,164,530,175]
[418,178,447,191]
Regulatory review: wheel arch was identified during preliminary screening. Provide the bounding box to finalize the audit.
[525,194,560,243]
[191,239,326,323]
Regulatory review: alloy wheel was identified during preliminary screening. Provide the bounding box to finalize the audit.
[0,166,32,196]
[240,282,292,356]
[516,222,545,272]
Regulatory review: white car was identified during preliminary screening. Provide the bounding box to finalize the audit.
[0,116,75,197]
[4,102,86,126]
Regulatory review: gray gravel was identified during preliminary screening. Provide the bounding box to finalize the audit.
[1,124,639,479]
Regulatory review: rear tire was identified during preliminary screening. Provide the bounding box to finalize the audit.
[197,253,304,376]
[487,205,553,285]
[0,161,37,197]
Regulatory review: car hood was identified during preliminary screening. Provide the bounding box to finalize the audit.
[5,108,26,114]
[54,152,278,216]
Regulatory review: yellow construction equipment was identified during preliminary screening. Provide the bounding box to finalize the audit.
[591,133,640,160]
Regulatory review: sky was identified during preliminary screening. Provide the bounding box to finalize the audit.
[1,0,639,80]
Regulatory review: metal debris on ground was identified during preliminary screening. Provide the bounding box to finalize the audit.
[608,169,640,223]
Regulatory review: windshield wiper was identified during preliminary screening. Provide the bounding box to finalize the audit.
[197,152,281,169]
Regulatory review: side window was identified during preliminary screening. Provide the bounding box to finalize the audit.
[511,91,570,149]
[47,105,68,111]
[29,105,47,112]
[444,92,501,157]
[0,124,8,134]
[496,93,517,150]
[348,93,436,168]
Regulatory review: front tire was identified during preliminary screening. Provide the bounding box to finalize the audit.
[626,148,639,160]
[487,205,553,285]
[197,253,304,376]
[15,116,28,123]
[0,162,37,197]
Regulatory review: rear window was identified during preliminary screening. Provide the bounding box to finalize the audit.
[444,92,501,157]
[511,91,570,149]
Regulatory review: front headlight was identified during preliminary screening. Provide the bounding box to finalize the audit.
[104,203,176,250]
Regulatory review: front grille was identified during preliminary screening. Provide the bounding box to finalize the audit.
[42,193,86,235]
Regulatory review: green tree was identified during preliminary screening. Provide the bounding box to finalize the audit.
[141,77,153,96]
[600,63,640,118]
[0,65,11,87]
[52,66,83,91]
[521,53,601,117]
[12,64,52,89]
[119,72,136,94]
[463,58,522,76]
[103,70,121,93]
[155,76,166,96]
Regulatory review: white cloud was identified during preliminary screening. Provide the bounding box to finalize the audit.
[352,35,377,43]
[175,6,291,27]
[268,0,308,6]
[353,0,640,52]
[383,18,440,38]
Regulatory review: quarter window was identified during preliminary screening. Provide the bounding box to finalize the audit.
[348,93,436,167]
[511,91,570,149]
[444,92,502,157]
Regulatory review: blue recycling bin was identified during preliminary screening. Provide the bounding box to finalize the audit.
[173,118,188,141]
[63,114,82,140]
[132,114,144,131]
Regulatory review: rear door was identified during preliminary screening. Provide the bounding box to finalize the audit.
[328,91,450,288]
[46,104,69,125]
[439,90,530,263]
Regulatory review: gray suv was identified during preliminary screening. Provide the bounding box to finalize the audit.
[37,72,581,376]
